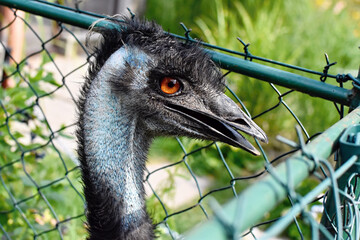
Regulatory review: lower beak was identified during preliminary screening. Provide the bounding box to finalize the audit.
[165,103,267,156]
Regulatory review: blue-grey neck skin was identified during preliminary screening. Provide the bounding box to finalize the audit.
[82,47,154,236]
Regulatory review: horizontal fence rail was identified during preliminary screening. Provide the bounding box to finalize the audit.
[1,0,359,107]
[207,51,355,106]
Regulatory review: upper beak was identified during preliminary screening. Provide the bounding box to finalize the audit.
[164,94,267,156]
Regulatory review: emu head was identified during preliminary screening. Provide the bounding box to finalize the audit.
[90,18,267,155]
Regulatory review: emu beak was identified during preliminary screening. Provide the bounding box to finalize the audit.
[165,94,267,156]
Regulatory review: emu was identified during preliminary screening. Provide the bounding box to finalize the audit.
[77,17,267,240]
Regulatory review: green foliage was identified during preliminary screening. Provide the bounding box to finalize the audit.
[145,1,216,36]
[0,54,86,239]
[193,0,357,137]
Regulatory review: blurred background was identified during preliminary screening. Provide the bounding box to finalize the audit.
[0,0,359,239]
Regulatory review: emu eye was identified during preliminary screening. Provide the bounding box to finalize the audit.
[160,77,181,95]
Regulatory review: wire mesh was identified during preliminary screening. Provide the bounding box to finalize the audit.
[0,2,359,240]
[0,7,89,239]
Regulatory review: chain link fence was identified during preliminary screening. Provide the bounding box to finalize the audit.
[1,1,360,239]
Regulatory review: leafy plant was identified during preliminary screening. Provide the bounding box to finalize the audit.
[0,53,86,239]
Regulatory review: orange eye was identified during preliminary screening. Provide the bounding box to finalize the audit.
[160,77,181,95]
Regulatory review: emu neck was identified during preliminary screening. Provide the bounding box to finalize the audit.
[82,48,153,239]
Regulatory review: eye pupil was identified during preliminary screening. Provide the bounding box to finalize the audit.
[160,77,181,95]
[168,80,176,88]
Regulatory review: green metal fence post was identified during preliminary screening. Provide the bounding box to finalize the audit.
[186,107,360,240]
[320,124,360,239]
